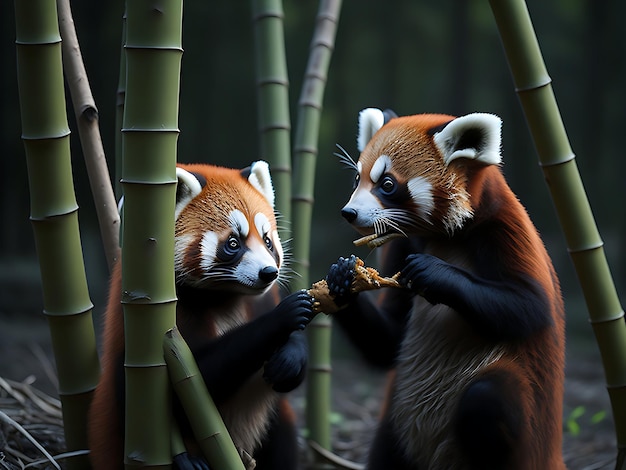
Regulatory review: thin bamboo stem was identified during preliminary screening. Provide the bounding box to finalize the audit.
[251,0,292,233]
[290,0,342,457]
[115,11,127,203]
[57,0,120,272]
[489,1,626,467]
[14,0,100,468]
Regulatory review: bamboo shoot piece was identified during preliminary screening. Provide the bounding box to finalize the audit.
[308,256,401,314]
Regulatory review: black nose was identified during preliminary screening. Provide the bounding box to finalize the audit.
[259,266,279,283]
[341,207,358,223]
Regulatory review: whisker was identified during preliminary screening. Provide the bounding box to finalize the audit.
[334,144,359,171]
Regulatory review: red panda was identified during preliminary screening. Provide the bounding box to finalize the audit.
[327,108,566,470]
[88,161,315,470]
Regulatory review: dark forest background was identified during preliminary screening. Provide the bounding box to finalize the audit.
[0,1,624,352]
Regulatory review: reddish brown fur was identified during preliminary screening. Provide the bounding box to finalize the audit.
[88,260,125,469]
[337,112,566,469]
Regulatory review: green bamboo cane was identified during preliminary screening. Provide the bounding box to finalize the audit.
[251,0,292,234]
[163,327,246,470]
[14,0,100,468]
[57,0,120,271]
[115,10,127,203]
[489,1,626,467]
[289,0,342,457]
[122,0,182,467]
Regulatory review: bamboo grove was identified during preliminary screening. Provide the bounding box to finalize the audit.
[11,0,626,469]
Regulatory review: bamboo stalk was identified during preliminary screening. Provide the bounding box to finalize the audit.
[163,327,246,470]
[115,10,127,203]
[251,0,292,232]
[289,0,342,457]
[14,0,100,468]
[122,0,183,467]
[57,0,120,272]
[489,1,626,467]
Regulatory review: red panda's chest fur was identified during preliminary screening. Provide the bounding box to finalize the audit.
[391,242,506,468]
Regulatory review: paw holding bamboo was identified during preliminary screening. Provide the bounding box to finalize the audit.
[308,255,402,314]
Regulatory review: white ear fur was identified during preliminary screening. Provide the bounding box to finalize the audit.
[433,113,502,166]
[175,167,204,218]
[357,108,385,152]
[248,160,275,208]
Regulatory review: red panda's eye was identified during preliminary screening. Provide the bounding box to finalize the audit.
[217,235,243,262]
[225,236,241,254]
[264,236,273,251]
[380,176,396,195]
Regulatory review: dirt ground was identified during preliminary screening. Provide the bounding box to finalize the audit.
[0,313,619,470]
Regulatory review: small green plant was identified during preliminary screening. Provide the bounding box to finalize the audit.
[566,405,608,436]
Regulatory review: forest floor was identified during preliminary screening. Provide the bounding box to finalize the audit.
[0,313,618,470]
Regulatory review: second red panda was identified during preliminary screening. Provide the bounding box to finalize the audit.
[88,161,315,470]
[327,109,566,470]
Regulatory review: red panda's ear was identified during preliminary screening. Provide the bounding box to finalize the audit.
[358,108,385,152]
[175,167,204,218]
[246,160,275,208]
[357,108,397,152]
[433,113,502,167]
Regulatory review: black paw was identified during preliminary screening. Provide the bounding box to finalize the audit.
[264,331,308,392]
[173,452,210,470]
[326,255,358,306]
[272,290,316,332]
[399,253,450,302]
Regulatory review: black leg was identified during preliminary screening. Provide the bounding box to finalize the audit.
[455,372,523,470]
[254,399,299,470]
[367,414,416,470]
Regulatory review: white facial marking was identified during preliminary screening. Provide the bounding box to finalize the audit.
[199,231,218,274]
[271,229,283,262]
[407,176,435,219]
[356,161,362,175]
[229,210,249,238]
[254,213,271,240]
[174,233,195,281]
[370,155,391,184]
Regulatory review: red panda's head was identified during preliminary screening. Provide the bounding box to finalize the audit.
[173,161,283,294]
[340,108,502,245]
